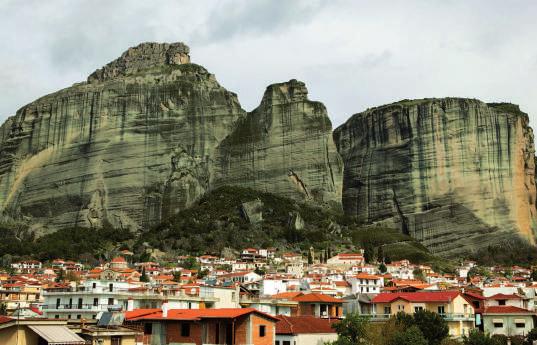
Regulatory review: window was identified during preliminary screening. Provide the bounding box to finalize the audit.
[108,298,114,305]
[78,298,83,309]
[384,306,391,315]
[414,306,424,312]
[55,315,59,319]
[69,298,73,308]
[111,336,121,345]
[438,306,445,315]
[516,322,526,328]
[92,283,96,289]
[77,315,81,319]
[260,325,266,337]
[109,283,114,292]
[181,323,190,337]
[188,302,192,309]
[493,322,503,328]
[283,341,291,345]
[56,298,60,308]
[93,298,98,307]
[498,300,506,306]
[398,305,404,311]
[276,341,280,345]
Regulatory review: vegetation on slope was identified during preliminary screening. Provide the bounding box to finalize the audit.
[0,186,450,269]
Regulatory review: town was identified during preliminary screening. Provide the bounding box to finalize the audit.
[1,248,537,345]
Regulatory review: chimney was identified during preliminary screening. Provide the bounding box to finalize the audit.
[127,298,134,312]
[162,300,169,318]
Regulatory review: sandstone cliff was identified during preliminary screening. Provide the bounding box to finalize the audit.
[215,79,342,204]
[0,42,342,232]
[334,99,536,256]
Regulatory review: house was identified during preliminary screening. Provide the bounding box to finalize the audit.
[485,293,527,309]
[275,315,338,345]
[42,280,216,320]
[109,256,129,270]
[327,253,364,267]
[10,261,42,274]
[0,317,85,345]
[292,293,344,319]
[482,306,535,337]
[125,307,278,345]
[372,291,475,337]
[349,273,384,294]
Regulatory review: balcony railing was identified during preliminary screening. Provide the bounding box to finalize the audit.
[362,313,475,322]
[41,303,121,311]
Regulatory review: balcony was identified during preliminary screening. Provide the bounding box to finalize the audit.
[362,313,475,322]
[41,303,121,311]
[440,313,475,321]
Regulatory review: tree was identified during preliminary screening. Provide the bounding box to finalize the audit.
[412,310,449,345]
[140,267,149,282]
[363,242,375,263]
[379,263,387,273]
[308,250,313,265]
[0,303,7,316]
[377,246,384,263]
[413,268,426,282]
[394,310,448,345]
[55,269,65,283]
[198,269,209,279]
[181,257,199,270]
[65,270,80,283]
[526,327,537,345]
[391,325,428,345]
[530,270,537,282]
[462,329,500,345]
[331,313,370,345]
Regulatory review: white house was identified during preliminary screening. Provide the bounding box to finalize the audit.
[275,315,338,345]
[349,273,384,294]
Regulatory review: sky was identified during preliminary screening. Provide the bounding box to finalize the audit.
[0,0,536,128]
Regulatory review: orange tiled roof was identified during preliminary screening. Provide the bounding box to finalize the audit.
[293,293,342,303]
[275,315,337,334]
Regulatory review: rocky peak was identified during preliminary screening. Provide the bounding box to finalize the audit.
[87,42,190,83]
[262,79,309,105]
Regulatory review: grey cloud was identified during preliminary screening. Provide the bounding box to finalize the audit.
[0,0,536,130]
[196,0,328,42]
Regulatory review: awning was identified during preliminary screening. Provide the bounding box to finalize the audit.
[28,325,86,344]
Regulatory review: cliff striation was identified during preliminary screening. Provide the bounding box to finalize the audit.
[0,42,342,232]
[334,98,537,256]
[215,80,342,204]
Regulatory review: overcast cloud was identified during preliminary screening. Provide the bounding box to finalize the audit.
[0,0,536,128]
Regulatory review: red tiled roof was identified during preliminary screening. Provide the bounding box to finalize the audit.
[355,273,381,280]
[111,256,126,263]
[127,308,278,321]
[372,291,460,303]
[464,292,486,300]
[487,293,523,300]
[293,293,342,303]
[483,306,534,314]
[271,292,303,300]
[124,308,161,320]
[275,315,337,335]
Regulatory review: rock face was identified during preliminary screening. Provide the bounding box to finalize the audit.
[215,80,342,204]
[334,99,537,256]
[0,42,342,232]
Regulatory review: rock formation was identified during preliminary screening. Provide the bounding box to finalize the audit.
[215,80,342,204]
[334,99,537,256]
[0,42,342,232]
